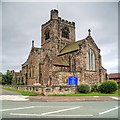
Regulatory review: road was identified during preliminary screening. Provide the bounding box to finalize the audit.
[0,88,119,119]
[1,101,119,119]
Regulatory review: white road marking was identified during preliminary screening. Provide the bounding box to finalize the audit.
[34,106,79,108]
[1,106,81,112]
[45,114,93,117]
[10,113,93,117]
[111,97,120,100]
[10,113,42,116]
[0,106,36,112]
[10,106,82,116]
[0,95,29,101]
[41,106,81,115]
[99,106,120,115]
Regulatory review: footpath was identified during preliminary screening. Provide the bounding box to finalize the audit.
[28,96,120,102]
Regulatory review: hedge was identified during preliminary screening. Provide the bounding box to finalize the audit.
[78,84,91,93]
[98,80,117,94]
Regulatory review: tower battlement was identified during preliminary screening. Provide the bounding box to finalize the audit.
[60,18,75,27]
[42,9,75,28]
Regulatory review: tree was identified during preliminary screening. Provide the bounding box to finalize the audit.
[2,71,13,85]
[0,72,2,84]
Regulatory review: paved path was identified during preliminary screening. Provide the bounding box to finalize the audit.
[0,89,29,101]
[28,96,120,102]
[0,95,119,102]
[0,95,29,101]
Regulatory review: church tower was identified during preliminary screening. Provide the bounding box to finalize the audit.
[41,9,76,54]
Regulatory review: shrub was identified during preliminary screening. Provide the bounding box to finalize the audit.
[118,84,120,90]
[98,80,118,94]
[78,84,91,93]
[20,82,25,85]
[16,82,25,85]
[91,84,99,92]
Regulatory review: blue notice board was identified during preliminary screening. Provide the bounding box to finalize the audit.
[68,76,78,85]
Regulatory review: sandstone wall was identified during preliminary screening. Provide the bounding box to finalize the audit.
[3,85,77,95]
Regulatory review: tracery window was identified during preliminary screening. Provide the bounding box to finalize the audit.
[86,49,95,71]
[45,30,50,40]
[61,27,69,39]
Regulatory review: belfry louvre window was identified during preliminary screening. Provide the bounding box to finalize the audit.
[62,27,69,39]
[45,30,50,40]
[86,49,95,71]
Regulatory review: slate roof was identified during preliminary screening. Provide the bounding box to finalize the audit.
[53,56,69,67]
[108,73,120,79]
[59,39,85,55]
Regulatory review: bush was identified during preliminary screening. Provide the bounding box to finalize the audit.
[118,84,120,90]
[78,84,91,93]
[98,80,118,94]
[91,84,98,92]
[16,82,25,85]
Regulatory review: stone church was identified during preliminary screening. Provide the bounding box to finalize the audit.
[11,9,107,86]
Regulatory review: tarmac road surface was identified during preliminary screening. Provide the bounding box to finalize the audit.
[1,100,119,119]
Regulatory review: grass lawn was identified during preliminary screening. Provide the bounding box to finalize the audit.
[49,90,119,96]
[2,87,38,96]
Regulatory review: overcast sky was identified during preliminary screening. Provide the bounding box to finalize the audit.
[1,2,118,74]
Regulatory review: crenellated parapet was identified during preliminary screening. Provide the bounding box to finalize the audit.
[42,9,75,28]
[59,17,75,27]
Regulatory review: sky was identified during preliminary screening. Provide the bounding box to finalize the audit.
[1,1,119,74]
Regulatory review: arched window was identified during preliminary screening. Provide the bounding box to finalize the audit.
[86,49,95,71]
[61,27,69,39]
[45,30,50,40]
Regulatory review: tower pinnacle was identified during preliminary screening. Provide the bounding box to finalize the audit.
[32,40,34,48]
[88,29,91,36]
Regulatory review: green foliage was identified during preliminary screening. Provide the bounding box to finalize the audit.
[98,80,118,94]
[0,73,2,84]
[118,84,120,90]
[78,84,91,93]
[2,71,13,85]
[91,84,99,92]
[16,82,25,85]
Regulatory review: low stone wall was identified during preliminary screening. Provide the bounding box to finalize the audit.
[2,85,77,95]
